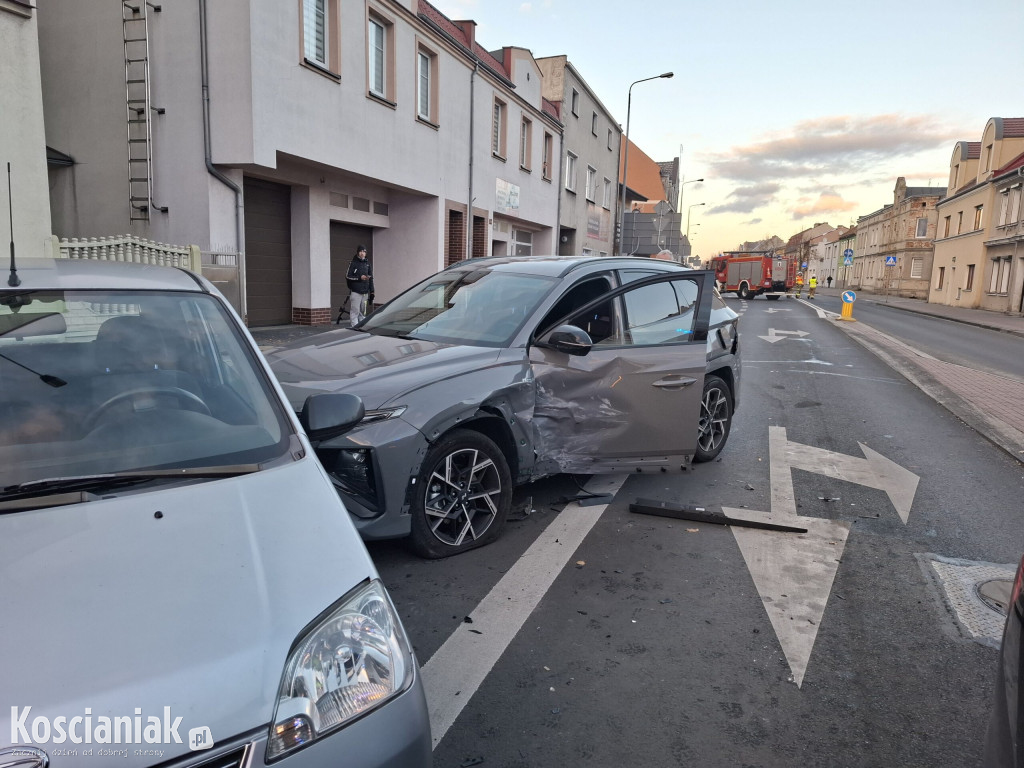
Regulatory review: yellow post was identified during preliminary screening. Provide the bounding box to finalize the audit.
[839,301,855,321]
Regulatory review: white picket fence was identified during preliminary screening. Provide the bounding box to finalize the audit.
[49,234,201,272]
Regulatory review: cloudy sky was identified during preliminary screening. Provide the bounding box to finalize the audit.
[428,0,1023,257]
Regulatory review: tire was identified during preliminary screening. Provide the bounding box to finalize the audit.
[766,294,780,301]
[738,283,752,300]
[410,429,512,559]
[694,375,732,463]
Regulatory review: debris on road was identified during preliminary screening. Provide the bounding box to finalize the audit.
[630,498,808,533]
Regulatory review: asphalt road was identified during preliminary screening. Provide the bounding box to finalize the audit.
[368,296,1024,768]
[811,294,1024,382]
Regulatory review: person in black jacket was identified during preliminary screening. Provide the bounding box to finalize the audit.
[345,245,374,327]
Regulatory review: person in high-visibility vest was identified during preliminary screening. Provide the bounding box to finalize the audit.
[795,272,804,298]
[808,274,818,299]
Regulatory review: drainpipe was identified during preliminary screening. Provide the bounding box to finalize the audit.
[555,124,564,254]
[199,0,245,319]
[466,60,478,262]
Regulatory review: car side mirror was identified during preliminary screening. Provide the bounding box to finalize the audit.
[540,324,593,356]
[300,393,365,441]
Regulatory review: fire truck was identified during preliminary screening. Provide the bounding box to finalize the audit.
[710,250,796,300]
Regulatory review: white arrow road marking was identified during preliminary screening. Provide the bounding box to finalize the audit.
[764,307,791,313]
[758,328,810,343]
[730,426,920,687]
[421,474,626,749]
[782,433,920,524]
[727,507,850,688]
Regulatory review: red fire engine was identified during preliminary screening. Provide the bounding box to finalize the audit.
[709,251,797,300]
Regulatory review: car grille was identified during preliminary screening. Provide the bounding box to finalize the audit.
[153,743,252,768]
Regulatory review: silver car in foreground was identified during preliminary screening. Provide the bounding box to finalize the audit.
[269,256,741,559]
[0,259,430,767]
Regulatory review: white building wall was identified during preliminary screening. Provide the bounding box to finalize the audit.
[2,3,52,259]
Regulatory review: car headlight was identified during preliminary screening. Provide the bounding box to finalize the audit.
[267,580,414,761]
[361,405,407,424]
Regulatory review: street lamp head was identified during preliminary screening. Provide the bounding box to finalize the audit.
[660,72,674,78]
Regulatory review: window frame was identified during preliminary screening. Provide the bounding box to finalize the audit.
[965,264,975,291]
[591,111,598,136]
[570,88,579,117]
[542,132,553,181]
[564,151,578,193]
[491,98,507,159]
[366,8,396,104]
[520,116,532,171]
[915,218,928,238]
[300,0,340,78]
[602,177,612,209]
[973,205,984,231]
[415,42,439,125]
[585,165,597,202]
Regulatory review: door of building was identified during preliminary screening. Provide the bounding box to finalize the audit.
[243,178,292,327]
[330,223,374,320]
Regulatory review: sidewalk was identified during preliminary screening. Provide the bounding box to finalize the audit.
[814,286,1024,338]
[815,288,1024,463]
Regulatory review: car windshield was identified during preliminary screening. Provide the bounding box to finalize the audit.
[360,267,556,347]
[0,290,292,491]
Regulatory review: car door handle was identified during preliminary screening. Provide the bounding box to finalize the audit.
[652,376,697,389]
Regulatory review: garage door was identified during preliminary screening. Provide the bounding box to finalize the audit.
[330,223,374,319]
[244,178,292,327]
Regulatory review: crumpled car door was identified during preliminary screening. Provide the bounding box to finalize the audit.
[528,271,716,476]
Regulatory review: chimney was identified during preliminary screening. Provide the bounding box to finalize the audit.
[454,20,476,49]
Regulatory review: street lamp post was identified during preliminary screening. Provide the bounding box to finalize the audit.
[678,177,704,214]
[617,71,673,255]
[686,202,705,240]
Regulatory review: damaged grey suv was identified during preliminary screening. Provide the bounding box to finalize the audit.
[267,256,741,558]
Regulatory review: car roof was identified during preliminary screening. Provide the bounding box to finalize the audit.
[443,255,691,279]
[2,258,205,292]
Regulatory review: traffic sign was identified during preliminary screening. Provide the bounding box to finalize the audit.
[801,262,808,270]
[885,255,897,266]
[842,290,856,303]
[843,255,853,266]
[843,248,853,259]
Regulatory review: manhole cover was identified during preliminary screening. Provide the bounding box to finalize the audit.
[923,555,1016,647]
[978,579,1012,614]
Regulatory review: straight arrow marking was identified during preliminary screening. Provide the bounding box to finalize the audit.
[728,508,850,688]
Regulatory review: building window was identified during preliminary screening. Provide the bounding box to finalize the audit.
[303,0,327,65]
[520,117,532,170]
[565,152,577,192]
[915,218,927,238]
[585,166,597,201]
[999,190,1011,225]
[607,128,613,151]
[984,144,993,172]
[987,258,1012,294]
[301,0,339,74]
[416,45,438,123]
[965,264,975,291]
[591,111,598,136]
[974,205,983,231]
[1010,186,1022,223]
[911,257,923,278]
[542,132,553,180]
[367,12,395,102]
[492,98,507,158]
[936,266,945,290]
[943,216,950,237]
[950,164,959,190]
[571,88,579,117]
[603,177,612,209]
[956,211,963,234]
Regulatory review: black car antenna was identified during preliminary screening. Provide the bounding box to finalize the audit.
[7,162,19,288]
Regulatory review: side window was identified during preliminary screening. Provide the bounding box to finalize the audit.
[620,278,699,345]
[618,269,659,285]
[536,275,614,336]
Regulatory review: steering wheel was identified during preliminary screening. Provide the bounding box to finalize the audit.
[84,386,212,432]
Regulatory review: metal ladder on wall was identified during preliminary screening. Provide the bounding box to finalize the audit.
[122,0,166,221]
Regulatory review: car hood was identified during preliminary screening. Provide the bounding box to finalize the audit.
[0,459,377,766]
[266,328,503,411]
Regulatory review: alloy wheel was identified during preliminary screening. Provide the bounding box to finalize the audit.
[698,384,729,454]
[423,447,502,547]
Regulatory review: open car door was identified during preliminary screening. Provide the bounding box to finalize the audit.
[529,270,716,475]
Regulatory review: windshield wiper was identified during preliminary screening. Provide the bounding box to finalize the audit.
[0,465,261,511]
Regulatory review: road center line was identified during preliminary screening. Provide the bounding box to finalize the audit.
[420,474,627,749]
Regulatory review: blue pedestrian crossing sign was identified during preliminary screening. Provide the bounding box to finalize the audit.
[885,255,897,266]
[842,290,856,303]
[843,255,853,266]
